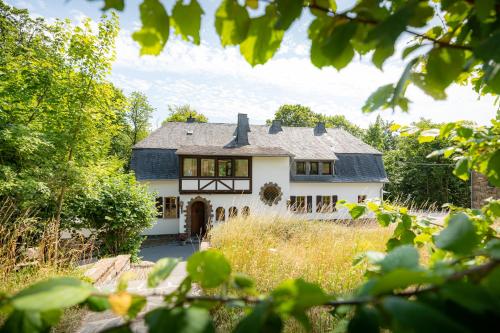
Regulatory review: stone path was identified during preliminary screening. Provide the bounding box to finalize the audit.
[77,242,199,333]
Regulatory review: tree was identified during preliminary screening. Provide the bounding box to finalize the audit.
[269,104,318,127]
[126,92,154,145]
[363,115,397,152]
[383,119,470,208]
[269,104,364,138]
[162,104,207,124]
[111,91,154,164]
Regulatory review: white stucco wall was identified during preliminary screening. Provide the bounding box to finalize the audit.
[140,180,180,235]
[140,158,385,235]
[289,182,384,219]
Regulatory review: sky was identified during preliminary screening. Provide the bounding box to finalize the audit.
[9,0,499,128]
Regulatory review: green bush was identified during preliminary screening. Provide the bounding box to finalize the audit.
[65,173,156,260]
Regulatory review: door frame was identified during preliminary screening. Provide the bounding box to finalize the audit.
[184,196,213,238]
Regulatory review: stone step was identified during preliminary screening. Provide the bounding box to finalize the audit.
[84,254,131,286]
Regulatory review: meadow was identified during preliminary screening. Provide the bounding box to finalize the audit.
[208,215,392,331]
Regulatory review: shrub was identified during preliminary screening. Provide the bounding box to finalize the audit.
[65,173,156,260]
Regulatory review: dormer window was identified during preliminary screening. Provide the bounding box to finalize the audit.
[322,162,332,175]
[296,161,306,175]
[310,162,319,175]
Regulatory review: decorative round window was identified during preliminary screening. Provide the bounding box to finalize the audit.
[259,182,283,206]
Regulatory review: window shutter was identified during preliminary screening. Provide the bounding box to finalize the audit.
[289,196,296,211]
[332,195,338,212]
[307,196,312,213]
[176,196,180,218]
[316,196,322,213]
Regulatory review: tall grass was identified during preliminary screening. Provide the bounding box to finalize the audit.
[0,198,94,332]
[208,215,392,332]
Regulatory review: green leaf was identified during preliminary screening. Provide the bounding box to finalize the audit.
[362,84,394,112]
[348,305,379,333]
[365,3,416,68]
[0,311,45,333]
[145,307,215,333]
[453,157,470,181]
[103,0,125,11]
[476,0,495,20]
[234,301,282,333]
[410,72,447,100]
[233,273,255,290]
[382,297,470,333]
[320,20,358,70]
[486,149,500,187]
[481,267,500,297]
[132,0,170,55]
[171,0,204,45]
[434,212,478,254]
[127,295,146,319]
[425,47,466,92]
[275,0,303,30]
[348,205,367,219]
[215,0,250,46]
[86,295,110,312]
[11,277,93,311]
[147,257,180,288]
[239,6,284,66]
[378,245,419,273]
[418,128,440,143]
[485,239,500,259]
[272,278,329,314]
[440,281,498,314]
[376,212,393,226]
[408,2,434,27]
[455,126,473,139]
[402,43,422,59]
[369,269,442,295]
[475,29,500,63]
[187,249,231,288]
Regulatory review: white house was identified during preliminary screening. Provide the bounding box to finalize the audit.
[130,114,388,238]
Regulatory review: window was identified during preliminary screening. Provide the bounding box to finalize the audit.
[228,206,238,218]
[216,207,225,222]
[290,196,311,213]
[358,195,367,203]
[235,159,249,177]
[296,161,306,175]
[316,196,332,213]
[310,162,319,175]
[260,182,282,206]
[218,159,232,177]
[242,206,250,217]
[183,158,197,176]
[321,162,332,175]
[201,158,215,177]
[164,197,178,218]
[155,197,163,218]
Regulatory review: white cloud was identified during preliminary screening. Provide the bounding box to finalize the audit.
[111,31,497,128]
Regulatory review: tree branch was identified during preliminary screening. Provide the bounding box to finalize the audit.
[304,2,473,51]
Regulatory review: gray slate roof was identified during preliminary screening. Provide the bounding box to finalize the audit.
[131,122,387,183]
[133,122,381,159]
[175,145,292,157]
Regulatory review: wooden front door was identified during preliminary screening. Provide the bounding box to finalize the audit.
[191,201,206,237]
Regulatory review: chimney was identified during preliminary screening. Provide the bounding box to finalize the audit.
[314,122,327,135]
[236,113,250,145]
[186,115,196,123]
[270,119,282,133]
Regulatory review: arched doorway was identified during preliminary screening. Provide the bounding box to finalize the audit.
[184,196,213,238]
[191,201,206,237]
